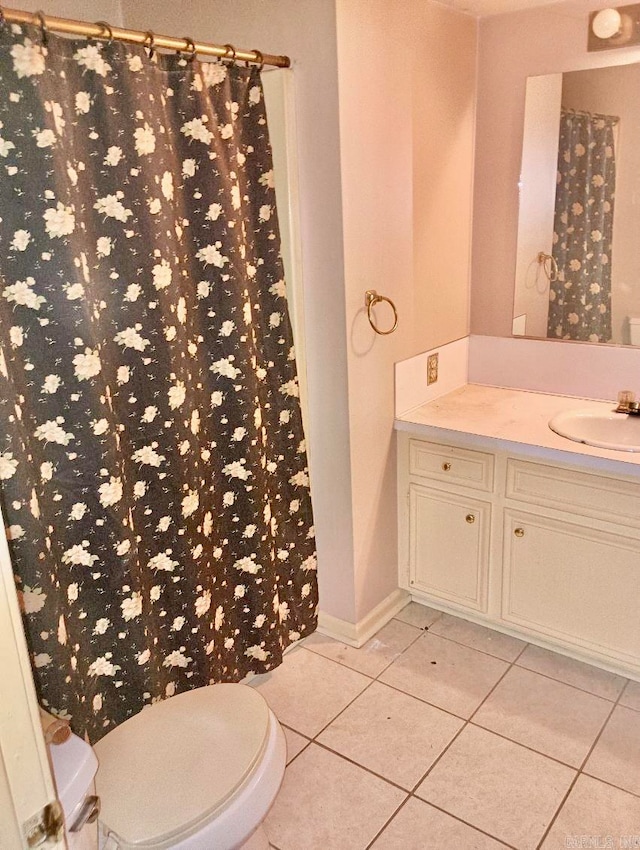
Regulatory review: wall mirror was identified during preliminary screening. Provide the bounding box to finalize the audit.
[513,60,640,346]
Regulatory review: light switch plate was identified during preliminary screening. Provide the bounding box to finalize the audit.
[427,353,438,385]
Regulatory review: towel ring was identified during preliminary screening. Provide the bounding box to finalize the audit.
[365,290,398,336]
[537,251,558,283]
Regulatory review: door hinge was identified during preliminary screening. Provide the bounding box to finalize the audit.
[23,800,64,848]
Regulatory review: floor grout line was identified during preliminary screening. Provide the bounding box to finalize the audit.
[536,657,627,849]
[283,636,630,778]
[279,728,311,768]
[268,607,640,850]
[277,664,640,812]
[299,736,525,850]
[363,794,413,850]
[618,681,640,713]
[304,629,628,708]
[466,721,586,771]
[396,610,635,701]
[405,634,523,804]
[310,738,412,795]
[400,618,527,664]
[373,678,469,722]
[303,619,426,680]
[512,660,628,702]
[511,639,530,664]
[579,771,640,802]
[408,720,467,796]
[543,675,640,845]
[533,767,589,847]
[310,676,378,740]
[468,646,522,722]
[425,628,527,665]
[314,611,631,704]
[292,642,634,758]
[407,798,521,850]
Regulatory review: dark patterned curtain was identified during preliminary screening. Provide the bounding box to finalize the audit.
[548,109,617,342]
[0,24,317,742]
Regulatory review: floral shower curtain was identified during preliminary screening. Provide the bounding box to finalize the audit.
[547,108,617,342]
[0,23,317,742]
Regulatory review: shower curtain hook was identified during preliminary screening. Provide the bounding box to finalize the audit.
[95,20,114,43]
[0,7,6,27]
[178,36,197,62]
[143,30,156,59]
[223,43,237,65]
[246,49,264,71]
[33,10,48,46]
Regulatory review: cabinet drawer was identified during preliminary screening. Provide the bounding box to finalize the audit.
[409,440,494,492]
[409,483,490,612]
[506,459,640,528]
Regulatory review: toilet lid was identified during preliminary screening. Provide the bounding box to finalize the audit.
[94,684,270,848]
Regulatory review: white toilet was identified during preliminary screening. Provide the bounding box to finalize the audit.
[50,684,286,850]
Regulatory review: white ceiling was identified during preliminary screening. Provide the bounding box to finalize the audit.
[433,0,598,18]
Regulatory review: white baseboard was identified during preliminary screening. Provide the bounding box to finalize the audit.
[316,588,410,648]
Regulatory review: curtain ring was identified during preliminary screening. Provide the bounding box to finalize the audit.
[178,36,197,61]
[223,43,237,65]
[365,290,398,336]
[95,20,114,43]
[143,30,156,59]
[246,49,264,70]
[33,10,48,46]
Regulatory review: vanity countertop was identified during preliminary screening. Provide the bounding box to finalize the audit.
[395,384,640,475]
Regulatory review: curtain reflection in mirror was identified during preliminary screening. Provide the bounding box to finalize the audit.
[547,109,618,343]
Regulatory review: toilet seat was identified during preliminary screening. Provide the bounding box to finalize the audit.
[94,684,272,849]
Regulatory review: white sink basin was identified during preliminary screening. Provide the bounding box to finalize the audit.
[549,408,640,452]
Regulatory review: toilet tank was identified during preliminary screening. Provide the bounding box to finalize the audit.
[48,731,100,850]
[629,317,640,346]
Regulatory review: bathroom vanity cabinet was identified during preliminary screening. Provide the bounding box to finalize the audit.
[398,431,640,678]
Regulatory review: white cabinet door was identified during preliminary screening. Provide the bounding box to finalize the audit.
[503,508,640,667]
[409,483,491,612]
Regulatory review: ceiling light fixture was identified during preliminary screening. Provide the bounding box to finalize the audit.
[588,3,640,50]
[592,7,623,38]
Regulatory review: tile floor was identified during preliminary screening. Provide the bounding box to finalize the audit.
[248,603,640,850]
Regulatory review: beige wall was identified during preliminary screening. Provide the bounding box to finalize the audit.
[18,0,123,24]
[336,0,476,618]
[471,0,640,339]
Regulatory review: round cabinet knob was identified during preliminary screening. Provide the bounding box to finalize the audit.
[465,514,475,524]
[442,462,451,471]
[514,527,525,538]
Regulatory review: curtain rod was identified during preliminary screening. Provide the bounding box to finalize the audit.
[0,6,291,68]
[561,106,620,124]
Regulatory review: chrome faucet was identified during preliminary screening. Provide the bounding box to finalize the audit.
[615,390,640,415]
